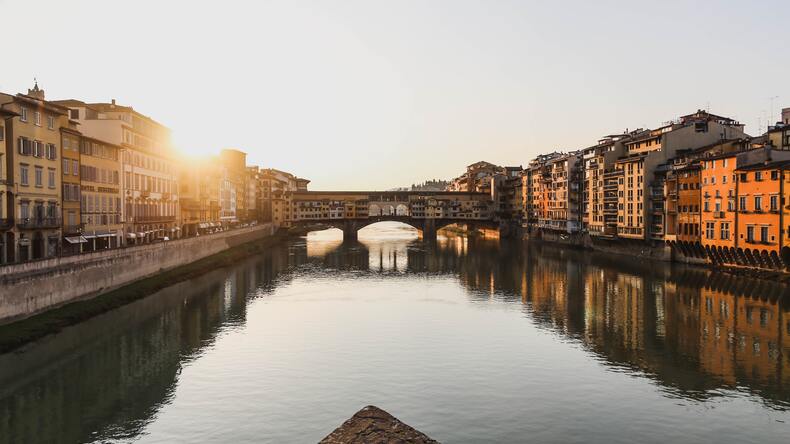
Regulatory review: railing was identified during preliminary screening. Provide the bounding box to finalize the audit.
[133,215,177,223]
[0,218,12,230]
[713,211,726,219]
[16,217,61,229]
[63,223,84,234]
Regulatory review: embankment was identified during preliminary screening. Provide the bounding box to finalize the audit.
[0,224,281,352]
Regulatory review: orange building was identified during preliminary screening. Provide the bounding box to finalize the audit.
[734,160,789,267]
[700,153,738,254]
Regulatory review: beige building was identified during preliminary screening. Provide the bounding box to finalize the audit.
[0,84,68,262]
[53,99,180,244]
[582,135,627,236]
[615,111,746,240]
[259,168,309,228]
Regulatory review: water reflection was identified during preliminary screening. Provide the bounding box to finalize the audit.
[0,223,788,443]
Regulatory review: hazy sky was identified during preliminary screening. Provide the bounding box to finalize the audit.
[1,0,787,190]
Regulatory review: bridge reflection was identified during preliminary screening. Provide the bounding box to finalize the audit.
[0,234,788,442]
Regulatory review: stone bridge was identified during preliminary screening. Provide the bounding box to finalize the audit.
[291,191,500,241]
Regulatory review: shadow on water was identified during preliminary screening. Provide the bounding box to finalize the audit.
[0,225,789,442]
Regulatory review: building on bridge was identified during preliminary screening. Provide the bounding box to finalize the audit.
[289,191,497,241]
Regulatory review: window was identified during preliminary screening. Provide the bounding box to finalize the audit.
[706,222,715,239]
[722,175,727,184]
[755,171,763,181]
[720,222,730,240]
[711,176,716,185]
[728,200,735,211]
[70,109,79,119]
[723,158,728,167]
[34,111,41,126]
[48,169,55,188]
[747,226,755,242]
[72,160,78,176]
[63,158,70,175]
[703,200,710,212]
[739,173,748,182]
[760,226,769,243]
[47,115,54,130]
[715,201,721,212]
[20,165,29,186]
[739,196,747,211]
[0,124,4,141]
[755,196,762,212]
[35,166,43,187]
[770,195,778,211]
[20,202,29,219]
[20,107,28,122]
[771,170,779,180]
[46,143,57,160]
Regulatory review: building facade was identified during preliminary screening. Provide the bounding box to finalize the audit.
[0,84,68,262]
[80,136,123,250]
[53,99,180,244]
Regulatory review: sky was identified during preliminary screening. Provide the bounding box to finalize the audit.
[1,0,788,190]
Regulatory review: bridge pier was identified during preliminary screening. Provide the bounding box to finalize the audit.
[421,219,437,243]
[342,220,359,242]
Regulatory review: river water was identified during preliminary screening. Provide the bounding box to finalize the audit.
[1,222,789,443]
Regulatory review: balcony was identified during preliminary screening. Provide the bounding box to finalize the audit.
[713,211,726,219]
[134,215,177,223]
[140,190,151,198]
[0,218,12,230]
[63,223,84,234]
[16,217,61,229]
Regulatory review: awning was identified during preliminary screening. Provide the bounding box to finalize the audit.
[126,233,137,239]
[83,234,97,239]
[65,236,88,244]
[96,233,115,238]
[137,232,144,238]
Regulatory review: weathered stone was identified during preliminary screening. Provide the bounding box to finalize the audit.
[319,405,438,444]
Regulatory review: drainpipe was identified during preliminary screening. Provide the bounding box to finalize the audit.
[734,167,739,249]
[780,165,785,254]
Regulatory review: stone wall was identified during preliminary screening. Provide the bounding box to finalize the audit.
[0,224,274,323]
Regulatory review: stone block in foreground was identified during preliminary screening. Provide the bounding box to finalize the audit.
[319,405,438,444]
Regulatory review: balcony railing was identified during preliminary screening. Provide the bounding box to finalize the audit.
[0,218,12,230]
[133,215,177,223]
[16,217,61,229]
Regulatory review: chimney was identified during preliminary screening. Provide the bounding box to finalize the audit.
[111,99,116,107]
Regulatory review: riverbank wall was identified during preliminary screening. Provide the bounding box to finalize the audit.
[0,223,275,324]
[523,227,790,274]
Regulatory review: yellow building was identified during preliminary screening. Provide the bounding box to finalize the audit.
[179,157,221,236]
[79,136,123,250]
[0,107,17,261]
[0,83,69,262]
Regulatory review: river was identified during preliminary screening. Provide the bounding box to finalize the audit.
[1,222,789,443]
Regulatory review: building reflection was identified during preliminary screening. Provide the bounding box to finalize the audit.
[0,232,788,443]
